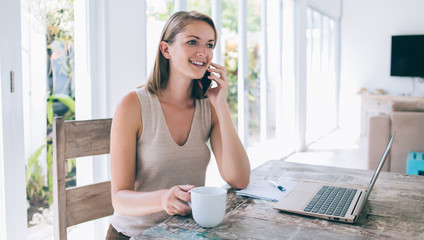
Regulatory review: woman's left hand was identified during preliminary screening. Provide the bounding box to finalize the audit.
[206,62,251,190]
[205,62,229,108]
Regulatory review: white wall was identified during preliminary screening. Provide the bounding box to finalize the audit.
[107,0,147,116]
[308,0,341,18]
[21,0,47,169]
[339,0,424,133]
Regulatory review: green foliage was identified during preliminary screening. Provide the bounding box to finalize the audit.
[222,0,238,31]
[247,1,261,32]
[41,0,74,45]
[46,94,76,204]
[223,39,239,124]
[27,0,76,210]
[221,0,261,32]
[221,0,262,127]
[65,159,77,187]
[46,142,53,204]
[188,0,211,16]
[26,145,48,205]
[44,0,75,96]
[47,93,76,125]
[27,92,76,207]
[147,0,174,22]
[223,37,261,128]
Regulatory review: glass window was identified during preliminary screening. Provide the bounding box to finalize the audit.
[221,0,239,127]
[146,0,174,74]
[306,8,338,144]
[187,0,211,15]
[247,0,261,147]
[265,0,280,142]
[265,0,276,141]
[278,0,296,157]
[21,0,75,237]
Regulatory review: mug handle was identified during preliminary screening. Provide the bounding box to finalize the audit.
[187,189,192,208]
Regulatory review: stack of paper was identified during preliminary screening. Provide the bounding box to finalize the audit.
[236,180,297,201]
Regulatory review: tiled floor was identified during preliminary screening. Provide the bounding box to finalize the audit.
[285,130,369,170]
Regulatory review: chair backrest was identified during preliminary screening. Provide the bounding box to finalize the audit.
[52,117,114,240]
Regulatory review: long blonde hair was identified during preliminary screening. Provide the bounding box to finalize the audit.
[145,11,217,99]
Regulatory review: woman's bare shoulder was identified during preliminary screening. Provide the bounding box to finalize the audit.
[115,91,141,114]
[121,90,140,107]
[113,91,142,132]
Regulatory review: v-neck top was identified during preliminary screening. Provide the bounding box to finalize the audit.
[155,91,196,147]
[111,87,212,237]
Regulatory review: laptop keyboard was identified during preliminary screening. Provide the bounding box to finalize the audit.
[303,186,357,217]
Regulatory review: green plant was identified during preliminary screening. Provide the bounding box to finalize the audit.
[26,145,48,205]
[46,94,76,203]
[30,0,75,96]
[24,1,78,228]
[26,93,75,208]
[146,0,174,22]
[46,1,75,96]
[221,0,262,128]
[47,93,75,125]
[188,0,211,15]
[43,0,76,195]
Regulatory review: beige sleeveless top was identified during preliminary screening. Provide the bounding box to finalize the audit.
[111,87,212,237]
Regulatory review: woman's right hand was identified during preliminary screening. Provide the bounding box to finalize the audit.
[161,185,195,216]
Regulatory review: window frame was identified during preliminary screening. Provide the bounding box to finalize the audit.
[0,0,27,239]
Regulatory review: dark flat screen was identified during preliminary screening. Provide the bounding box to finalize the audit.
[391,35,424,77]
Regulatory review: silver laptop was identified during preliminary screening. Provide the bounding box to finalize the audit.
[273,133,395,223]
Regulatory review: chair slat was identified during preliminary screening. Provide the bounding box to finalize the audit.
[53,117,114,239]
[66,181,113,226]
[64,119,112,159]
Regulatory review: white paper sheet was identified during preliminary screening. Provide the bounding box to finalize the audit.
[236,180,298,201]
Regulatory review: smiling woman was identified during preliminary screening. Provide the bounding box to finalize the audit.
[107,11,250,239]
[158,19,215,95]
[146,11,217,99]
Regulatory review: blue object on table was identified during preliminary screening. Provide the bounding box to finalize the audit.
[406,152,424,176]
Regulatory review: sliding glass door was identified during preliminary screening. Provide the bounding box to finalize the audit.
[306,7,338,144]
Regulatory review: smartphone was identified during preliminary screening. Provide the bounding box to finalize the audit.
[199,70,211,96]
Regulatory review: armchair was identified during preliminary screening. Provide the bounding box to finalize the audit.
[368,101,424,173]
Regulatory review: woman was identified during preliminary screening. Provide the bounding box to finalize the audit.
[107,11,250,239]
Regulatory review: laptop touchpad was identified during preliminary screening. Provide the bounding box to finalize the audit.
[275,191,313,210]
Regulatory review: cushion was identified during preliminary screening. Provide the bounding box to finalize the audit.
[392,101,424,112]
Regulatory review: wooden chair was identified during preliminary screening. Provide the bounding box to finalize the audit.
[52,117,114,239]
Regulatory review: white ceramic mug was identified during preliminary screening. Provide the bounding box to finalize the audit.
[189,186,227,228]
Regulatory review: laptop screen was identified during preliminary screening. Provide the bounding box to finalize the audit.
[357,133,395,211]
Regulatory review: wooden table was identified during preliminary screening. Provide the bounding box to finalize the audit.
[133,160,424,239]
